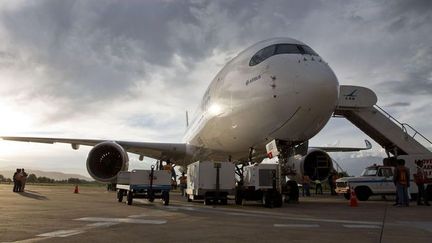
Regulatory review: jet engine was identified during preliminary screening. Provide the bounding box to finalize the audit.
[86,141,129,182]
[288,149,333,181]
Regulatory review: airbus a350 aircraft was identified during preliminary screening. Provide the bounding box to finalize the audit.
[2,37,370,183]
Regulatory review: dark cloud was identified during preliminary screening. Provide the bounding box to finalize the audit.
[0,0,431,130]
[384,102,410,107]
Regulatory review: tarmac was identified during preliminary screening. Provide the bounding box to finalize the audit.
[0,184,431,243]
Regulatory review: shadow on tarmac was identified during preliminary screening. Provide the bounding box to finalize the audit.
[17,191,48,200]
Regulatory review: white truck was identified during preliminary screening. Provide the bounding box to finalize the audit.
[186,161,235,205]
[336,155,432,201]
[116,167,171,205]
[235,163,283,208]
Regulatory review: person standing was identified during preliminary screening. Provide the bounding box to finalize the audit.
[20,168,28,192]
[414,161,430,206]
[328,171,337,195]
[179,172,187,196]
[314,179,323,195]
[393,159,410,207]
[302,175,311,197]
[12,169,20,192]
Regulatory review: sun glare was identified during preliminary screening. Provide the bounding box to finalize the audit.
[0,101,35,135]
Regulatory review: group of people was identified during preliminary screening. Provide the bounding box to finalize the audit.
[301,172,334,197]
[393,159,430,207]
[13,168,28,192]
[161,160,187,196]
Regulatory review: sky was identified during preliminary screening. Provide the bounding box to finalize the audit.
[0,0,431,177]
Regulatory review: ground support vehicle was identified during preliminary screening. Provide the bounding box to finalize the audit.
[116,167,171,206]
[336,155,432,201]
[186,161,235,205]
[235,163,283,208]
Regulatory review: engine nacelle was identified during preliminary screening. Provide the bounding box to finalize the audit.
[287,149,333,182]
[86,141,129,182]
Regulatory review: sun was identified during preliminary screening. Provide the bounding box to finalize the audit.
[0,101,35,135]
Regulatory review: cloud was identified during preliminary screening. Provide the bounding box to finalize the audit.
[0,0,431,176]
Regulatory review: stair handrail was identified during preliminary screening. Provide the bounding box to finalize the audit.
[375,105,432,148]
[401,122,432,146]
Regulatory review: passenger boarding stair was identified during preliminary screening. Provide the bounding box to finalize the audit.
[334,85,432,156]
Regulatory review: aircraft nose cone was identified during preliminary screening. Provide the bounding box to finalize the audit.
[296,62,339,108]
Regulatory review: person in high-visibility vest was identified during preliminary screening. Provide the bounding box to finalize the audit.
[414,160,430,206]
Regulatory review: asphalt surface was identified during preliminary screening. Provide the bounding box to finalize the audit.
[0,184,431,243]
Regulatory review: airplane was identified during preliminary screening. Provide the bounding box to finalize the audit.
[1,37,371,184]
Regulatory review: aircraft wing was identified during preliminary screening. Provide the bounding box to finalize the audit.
[1,136,187,161]
[312,139,372,152]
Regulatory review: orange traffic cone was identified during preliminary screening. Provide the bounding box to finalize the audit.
[74,185,79,194]
[349,188,358,207]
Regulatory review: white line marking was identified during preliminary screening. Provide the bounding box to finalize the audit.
[86,222,119,227]
[37,229,84,237]
[75,217,167,225]
[343,224,381,229]
[274,224,320,228]
[128,213,148,218]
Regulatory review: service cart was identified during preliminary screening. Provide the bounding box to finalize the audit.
[116,166,171,206]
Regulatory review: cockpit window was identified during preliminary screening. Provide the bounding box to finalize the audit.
[249,43,319,66]
[275,44,301,55]
[300,45,318,56]
[249,45,276,66]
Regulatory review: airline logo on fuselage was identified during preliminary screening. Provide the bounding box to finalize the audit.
[344,89,358,100]
[245,75,261,86]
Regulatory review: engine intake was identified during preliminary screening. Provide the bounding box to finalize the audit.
[86,141,129,182]
[302,150,333,181]
[288,149,333,181]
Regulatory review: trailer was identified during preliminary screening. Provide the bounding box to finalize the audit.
[186,161,235,205]
[116,166,171,206]
[235,163,283,208]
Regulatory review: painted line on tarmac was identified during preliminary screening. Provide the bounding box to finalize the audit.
[159,204,382,225]
[128,213,148,218]
[37,229,85,238]
[398,221,432,233]
[75,217,167,224]
[343,224,381,229]
[12,216,165,242]
[274,224,320,228]
[86,222,120,227]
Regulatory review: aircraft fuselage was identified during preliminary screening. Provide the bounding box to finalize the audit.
[183,38,339,161]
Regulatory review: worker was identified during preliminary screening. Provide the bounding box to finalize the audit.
[302,175,311,197]
[328,171,337,195]
[163,160,177,189]
[414,160,430,206]
[314,179,323,195]
[393,159,410,207]
[20,168,28,192]
[12,168,20,192]
[179,172,187,196]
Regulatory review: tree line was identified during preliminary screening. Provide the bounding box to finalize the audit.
[0,173,97,184]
